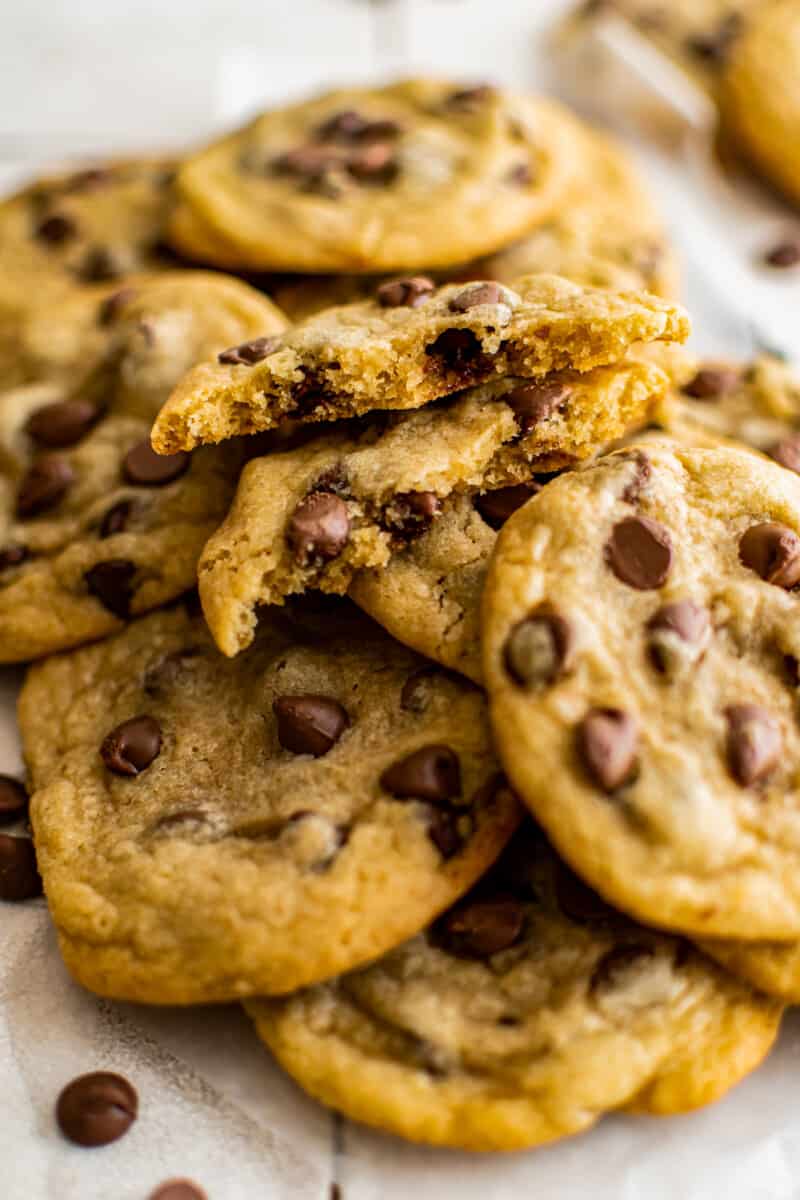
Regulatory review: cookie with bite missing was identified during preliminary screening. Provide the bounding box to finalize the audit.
[247,822,780,1152]
[20,600,520,1003]
[482,440,800,940]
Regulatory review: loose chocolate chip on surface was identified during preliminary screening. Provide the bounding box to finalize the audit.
[287,492,350,564]
[148,1182,208,1200]
[764,239,800,269]
[0,544,29,570]
[578,708,639,792]
[381,744,461,802]
[590,944,655,995]
[0,776,28,825]
[739,522,800,589]
[725,704,782,787]
[123,439,190,486]
[604,515,673,590]
[97,286,138,325]
[376,276,434,308]
[448,282,504,311]
[56,1072,138,1147]
[647,600,710,673]
[770,435,800,475]
[100,715,163,777]
[99,499,134,538]
[474,482,540,529]
[217,335,281,366]
[273,694,349,757]
[0,834,42,900]
[505,380,571,434]
[26,399,100,448]
[16,456,75,518]
[85,559,137,618]
[35,212,77,244]
[424,328,482,369]
[682,366,739,399]
[435,894,525,958]
[504,610,573,688]
[425,806,464,859]
[384,490,442,535]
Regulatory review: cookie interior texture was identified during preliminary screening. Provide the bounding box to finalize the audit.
[248,824,780,1152]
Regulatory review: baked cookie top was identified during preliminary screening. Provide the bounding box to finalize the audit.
[248,823,780,1152]
[167,82,574,274]
[0,272,285,661]
[198,358,665,656]
[482,440,800,940]
[152,272,688,452]
[21,601,521,1003]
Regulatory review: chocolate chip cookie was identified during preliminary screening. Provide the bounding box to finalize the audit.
[152,273,688,452]
[167,81,575,274]
[199,358,666,655]
[247,823,780,1151]
[483,440,800,940]
[0,272,286,661]
[20,601,521,1003]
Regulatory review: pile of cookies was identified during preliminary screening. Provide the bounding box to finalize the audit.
[2,72,800,1166]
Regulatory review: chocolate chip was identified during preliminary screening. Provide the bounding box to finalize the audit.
[0,835,42,900]
[273,144,341,180]
[448,282,504,312]
[376,276,434,308]
[770,435,800,475]
[554,861,616,923]
[381,745,461,802]
[56,1072,138,1147]
[123,439,190,486]
[474,482,540,529]
[85,559,136,618]
[647,601,710,674]
[725,704,781,786]
[0,544,28,571]
[346,142,398,183]
[765,239,800,269]
[424,328,482,369]
[16,456,75,518]
[77,245,129,282]
[217,335,281,366]
[383,491,442,536]
[739,522,800,589]
[99,499,134,538]
[100,715,162,776]
[97,286,138,326]
[0,776,28,826]
[434,894,525,958]
[316,110,401,142]
[504,610,574,688]
[148,1181,208,1200]
[505,380,571,435]
[35,212,76,244]
[287,492,350,564]
[578,708,639,792]
[682,366,740,399]
[590,944,654,996]
[604,515,673,590]
[445,84,496,108]
[273,694,349,757]
[25,399,100,448]
[425,806,464,859]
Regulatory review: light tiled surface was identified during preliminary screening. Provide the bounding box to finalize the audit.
[2,3,800,1197]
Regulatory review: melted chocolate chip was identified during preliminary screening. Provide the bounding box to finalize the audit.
[765,239,800,269]
[770,435,800,475]
[647,601,710,673]
[739,522,800,589]
[84,559,137,618]
[35,212,77,244]
[16,456,75,518]
[424,328,482,370]
[97,286,138,325]
[217,335,281,366]
[381,745,461,802]
[0,776,28,826]
[0,544,29,571]
[425,806,464,859]
[474,482,540,529]
[682,366,740,399]
[376,276,434,308]
[435,894,525,958]
[725,704,781,787]
[287,492,351,564]
[148,1181,208,1200]
[25,399,100,448]
[100,715,163,776]
[504,610,574,688]
[448,283,504,312]
[383,491,442,536]
[123,440,190,486]
[0,835,42,900]
[99,499,134,538]
[505,381,571,434]
[56,1072,138,1147]
[273,694,349,757]
[578,708,639,792]
[604,515,673,590]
